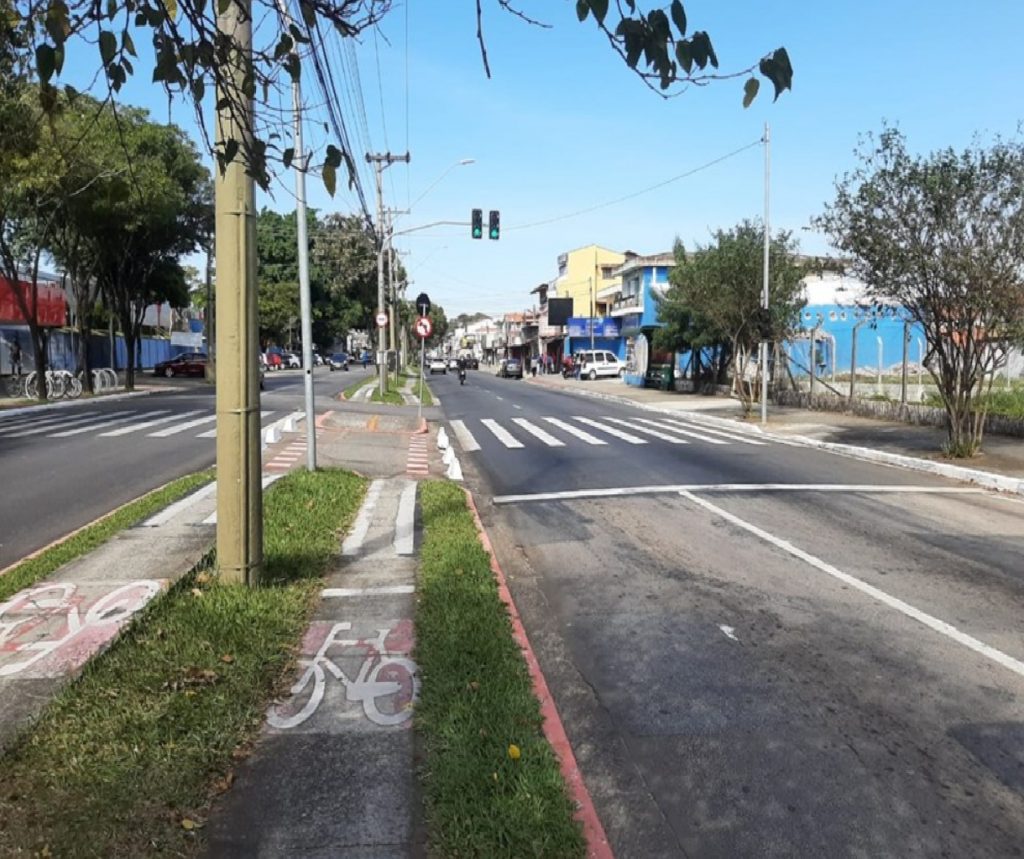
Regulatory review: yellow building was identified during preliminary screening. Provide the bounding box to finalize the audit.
[552,245,625,318]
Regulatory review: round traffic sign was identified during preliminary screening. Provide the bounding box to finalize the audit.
[376,312,388,327]
[415,316,433,339]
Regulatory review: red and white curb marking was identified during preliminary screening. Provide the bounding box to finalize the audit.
[406,433,429,477]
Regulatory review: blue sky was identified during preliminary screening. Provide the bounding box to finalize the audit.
[64,1,1024,319]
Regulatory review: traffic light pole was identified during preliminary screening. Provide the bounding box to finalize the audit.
[760,122,771,426]
[367,152,410,398]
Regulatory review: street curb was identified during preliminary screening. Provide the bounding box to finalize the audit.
[0,388,161,418]
[534,381,1024,498]
[463,489,612,859]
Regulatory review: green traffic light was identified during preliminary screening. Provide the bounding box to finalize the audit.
[489,228,499,239]
[473,227,482,238]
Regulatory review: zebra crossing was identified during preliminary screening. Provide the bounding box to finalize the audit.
[0,407,277,441]
[449,414,768,453]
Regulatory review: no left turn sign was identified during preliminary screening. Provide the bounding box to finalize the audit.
[415,316,433,339]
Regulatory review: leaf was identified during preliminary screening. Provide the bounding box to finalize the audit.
[283,147,295,169]
[192,78,205,102]
[575,0,588,22]
[670,0,686,36]
[217,0,232,15]
[690,31,709,70]
[322,162,337,197]
[64,84,79,102]
[181,818,196,831]
[163,0,178,20]
[99,30,117,65]
[742,76,759,108]
[590,0,608,25]
[675,40,692,74]
[122,30,136,57]
[299,0,316,28]
[324,144,343,168]
[222,138,238,165]
[35,44,56,83]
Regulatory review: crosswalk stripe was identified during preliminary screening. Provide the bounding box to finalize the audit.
[634,417,729,445]
[1,411,104,437]
[481,418,525,449]
[601,416,688,444]
[653,416,767,445]
[542,417,607,445]
[50,410,169,437]
[573,416,647,444]
[511,418,565,447]
[147,413,217,437]
[100,409,205,437]
[449,419,480,452]
[194,410,274,439]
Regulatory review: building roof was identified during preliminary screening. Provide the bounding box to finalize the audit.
[612,252,676,277]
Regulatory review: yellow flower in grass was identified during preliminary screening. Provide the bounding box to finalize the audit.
[507,743,521,761]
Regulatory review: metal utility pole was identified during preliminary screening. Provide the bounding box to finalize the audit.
[204,243,215,383]
[275,0,316,470]
[760,122,771,425]
[215,0,262,584]
[367,152,410,397]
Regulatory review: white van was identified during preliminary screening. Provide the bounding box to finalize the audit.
[576,349,625,380]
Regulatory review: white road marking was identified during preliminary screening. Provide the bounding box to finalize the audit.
[658,417,768,445]
[394,480,417,556]
[680,490,1024,681]
[140,481,217,527]
[494,395,504,401]
[322,585,416,597]
[341,479,383,555]
[50,410,168,437]
[449,419,480,452]
[642,416,762,445]
[542,416,607,445]
[720,625,738,642]
[573,416,647,444]
[601,416,687,444]
[201,474,284,524]
[1,411,104,437]
[511,418,565,447]
[147,414,217,437]
[100,409,204,437]
[196,409,275,438]
[634,417,729,445]
[481,418,524,449]
[513,404,523,410]
[492,484,989,504]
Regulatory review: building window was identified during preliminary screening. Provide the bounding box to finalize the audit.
[601,265,615,280]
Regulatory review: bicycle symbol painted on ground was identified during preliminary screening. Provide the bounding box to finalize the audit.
[268,621,419,729]
[0,580,163,678]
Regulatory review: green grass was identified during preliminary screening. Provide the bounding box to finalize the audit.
[343,373,374,400]
[370,373,406,405]
[0,469,216,603]
[0,468,366,858]
[415,481,585,859]
[924,387,1024,419]
[405,369,434,406]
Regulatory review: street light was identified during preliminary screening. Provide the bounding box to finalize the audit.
[408,158,475,211]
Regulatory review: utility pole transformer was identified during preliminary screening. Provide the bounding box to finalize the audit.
[215,0,262,584]
[367,152,410,397]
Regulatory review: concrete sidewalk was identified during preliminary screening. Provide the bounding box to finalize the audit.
[527,373,1024,482]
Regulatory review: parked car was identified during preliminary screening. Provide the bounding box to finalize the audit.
[428,356,447,375]
[328,352,350,371]
[265,351,283,371]
[447,357,460,371]
[576,349,625,380]
[498,358,523,379]
[312,352,324,366]
[153,352,207,378]
[282,351,301,369]
[466,355,480,370]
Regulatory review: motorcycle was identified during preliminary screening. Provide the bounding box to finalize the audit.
[458,367,466,385]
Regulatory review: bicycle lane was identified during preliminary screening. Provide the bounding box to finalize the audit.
[204,476,422,857]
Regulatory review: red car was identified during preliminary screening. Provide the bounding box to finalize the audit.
[265,352,283,371]
[153,352,208,378]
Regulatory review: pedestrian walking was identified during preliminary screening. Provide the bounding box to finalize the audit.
[9,339,22,375]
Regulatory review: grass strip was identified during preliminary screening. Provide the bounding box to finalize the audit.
[0,467,366,858]
[0,468,215,603]
[406,370,435,406]
[342,373,374,400]
[370,372,408,405]
[415,481,585,858]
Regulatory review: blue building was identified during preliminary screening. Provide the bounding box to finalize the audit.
[603,252,675,386]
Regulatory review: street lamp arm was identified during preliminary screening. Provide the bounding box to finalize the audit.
[392,220,470,237]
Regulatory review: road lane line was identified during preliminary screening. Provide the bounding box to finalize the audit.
[449,419,480,452]
[601,416,687,444]
[542,417,607,445]
[195,409,275,439]
[481,418,525,449]
[492,484,988,504]
[573,416,647,444]
[680,490,1024,681]
[100,409,204,437]
[394,480,417,556]
[511,418,565,447]
[147,413,217,437]
[50,410,168,437]
[643,416,764,445]
[634,417,730,445]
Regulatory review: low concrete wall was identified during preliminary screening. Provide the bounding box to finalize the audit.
[774,390,1024,439]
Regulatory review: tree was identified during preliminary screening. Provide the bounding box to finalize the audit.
[816,128,1024,457]
[9,1,790,194]
[657,221,807,414]
[312,212,379,347]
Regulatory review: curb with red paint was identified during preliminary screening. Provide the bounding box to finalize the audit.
[463,490,613,859]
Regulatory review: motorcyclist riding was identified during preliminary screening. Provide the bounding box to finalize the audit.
[457,356,467,385]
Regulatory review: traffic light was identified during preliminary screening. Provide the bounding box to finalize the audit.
[471,208,482,239]
[489,209,500,240]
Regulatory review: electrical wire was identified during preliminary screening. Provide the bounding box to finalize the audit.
[507,140,762,231]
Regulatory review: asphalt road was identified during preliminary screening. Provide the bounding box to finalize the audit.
[438,368,1024,858]
[0,365,372,567]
